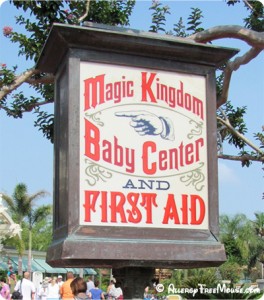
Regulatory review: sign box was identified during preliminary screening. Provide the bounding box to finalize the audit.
[36,23,238,268]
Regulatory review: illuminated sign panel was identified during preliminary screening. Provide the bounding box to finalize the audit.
[79,62,208,229]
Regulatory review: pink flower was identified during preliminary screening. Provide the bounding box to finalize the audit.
[67,14,74,20]
[3,26,13,37]
[1,63,7,68]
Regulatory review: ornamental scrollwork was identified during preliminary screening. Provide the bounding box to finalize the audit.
[84,160,112,186]
[85,111,104,127]
[187,119,203,139]
[180,162,205,191]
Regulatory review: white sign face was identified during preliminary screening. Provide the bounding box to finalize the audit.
[79,62,208,229]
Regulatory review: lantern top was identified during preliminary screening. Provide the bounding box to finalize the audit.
[36,22,238,74]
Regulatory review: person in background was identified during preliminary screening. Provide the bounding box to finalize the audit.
[86,277,94,294]
[144,282,150,300]
[14,271,35,300]
[7,267,14,280]
[36,282,43,300]
[57,276,64,288]
[70,277,89,300]
[60,272,74,300]
[0,277,11,300]
[89,280,104,300]
[7,267,16,290]
[106,279,115,300]
[47,277,60,300]
[114,282,123,300]
[38,277,50,300]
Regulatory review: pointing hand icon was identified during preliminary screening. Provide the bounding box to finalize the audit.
[115,110,175,140]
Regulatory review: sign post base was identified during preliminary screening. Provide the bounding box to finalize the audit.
[113,267,155,299]
[46,233,226,269]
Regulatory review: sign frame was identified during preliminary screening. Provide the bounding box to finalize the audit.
[36,23,238,268]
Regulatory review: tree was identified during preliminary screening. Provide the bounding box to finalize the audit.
[253,212,264,238]
[25,204,51,273]
[218,261,242,284]
[0,0,136,142]
[2,183,49,275]
[220,214,250,264]
[0,0,263,166]
[220,213,264,280]
[27,218,52,251]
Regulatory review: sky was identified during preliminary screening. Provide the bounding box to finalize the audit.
[0,0,263,221]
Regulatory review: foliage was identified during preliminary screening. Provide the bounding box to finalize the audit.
[220,214,249,264]
[243,0,264,32]
[87,0,135,26]
[3,232,25,256]
[1,0,262,168]
[186,8,204,34]
[4,211,52,253]
[172,17,187,37]
[181,268,219,299]
[1,0,263,168]
[22,218,52,251]
[253,212,264,238]
[159,212,264,297]
[2,183,42,224]
[1,183,50,273]
[217,102,248,150]
[227,0,264,32]
[218,261,243,284]
[220,213,264,281]
[34,108,54,142]
[1,0,135,141]
[149,0,170,33]
[0,64,17,86]
[167,7,204,37]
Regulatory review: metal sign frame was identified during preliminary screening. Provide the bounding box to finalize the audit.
[36,23,238,268]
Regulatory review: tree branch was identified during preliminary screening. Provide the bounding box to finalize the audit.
[243,0,254,11]
[189,25,264,48]
[189,26,264,108]
[217,116,264,156]
[0,68,40,100]
[218,153,264,163]
[78,0,91,23]
[0,98,53,117]
[217,47,262,107]
[25,74,54,85]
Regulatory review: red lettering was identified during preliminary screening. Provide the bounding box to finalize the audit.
[84,74,134,110]
[142,138,204,174]
[126,193,142,223]
[190,194,205,225]
[84,119,100,161]
[84,74,105,110]
[195,138,204,162]
[177,81,184,107]
[185,144,194,164]
[141,72,157,102]
[100,191,107,222]
[83,190,99,222]
[140,193,158,224]
[110,192,127,223]
[83,191,206,227]
[142,141,156,175]
[162,194,180,224]
[181,194,188,224]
